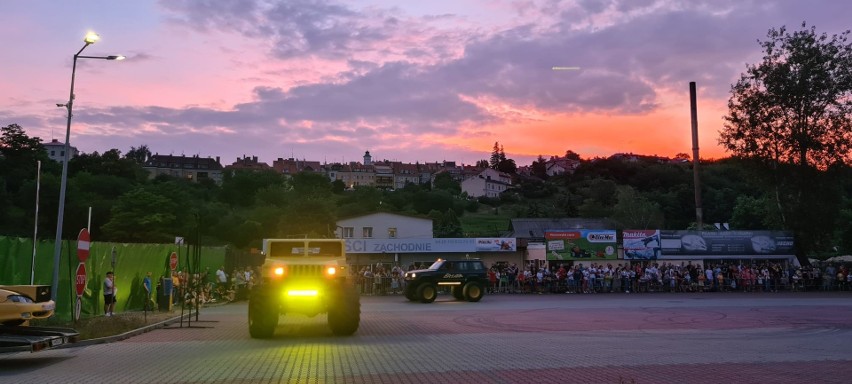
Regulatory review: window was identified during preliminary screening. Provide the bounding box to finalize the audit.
[342,227,354,238]
[363,227,373,238]
[388,228,397,238]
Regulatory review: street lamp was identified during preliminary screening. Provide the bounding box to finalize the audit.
[51,32,124,301]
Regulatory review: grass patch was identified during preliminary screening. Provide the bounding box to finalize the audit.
[460,205,514,237]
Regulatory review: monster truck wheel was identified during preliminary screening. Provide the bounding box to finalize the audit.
[463,282,484,302]
[417,284,438,303]
[248,289,278,339]
[451,286,465,300]
[328,288,360,336]
[404,287,418,301]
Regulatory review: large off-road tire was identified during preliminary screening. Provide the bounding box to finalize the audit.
[328,288,360,336]
[248,288,278,339]
[417,283,438,303]
[451,286,465,300]
[404,287,418,302]
[463,281,484,302]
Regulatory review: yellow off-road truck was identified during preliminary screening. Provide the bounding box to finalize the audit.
[248,239,360,338]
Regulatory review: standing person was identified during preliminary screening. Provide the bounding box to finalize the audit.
[142,272,153,311]
[215,266,228,298]
[234,267,247,300]
[103,271,116,317]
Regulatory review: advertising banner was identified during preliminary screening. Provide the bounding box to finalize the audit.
[623,229,661,260]
[345,238,516,254]
[658,230,795,257]
[545,230,617,260]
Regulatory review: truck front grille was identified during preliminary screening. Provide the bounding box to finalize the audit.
[288,265,324,276]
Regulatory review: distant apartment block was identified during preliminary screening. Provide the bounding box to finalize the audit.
[272,157,322,175]
[143,154,224,184]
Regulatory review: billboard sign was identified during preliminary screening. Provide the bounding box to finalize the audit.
[545,229,617,261]
[658,230,795,257]
[344,238,516,254]
[623,229,661,260]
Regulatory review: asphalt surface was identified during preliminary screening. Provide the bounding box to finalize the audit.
[1,292,851,383]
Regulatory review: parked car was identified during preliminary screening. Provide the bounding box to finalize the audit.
[0,285,55,326]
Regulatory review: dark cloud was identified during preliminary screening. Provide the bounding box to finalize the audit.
[160,0,394,59]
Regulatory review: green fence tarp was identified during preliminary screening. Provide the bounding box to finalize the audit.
[0,236,225,321]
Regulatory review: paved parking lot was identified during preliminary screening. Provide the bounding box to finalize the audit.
[2,292,851,383]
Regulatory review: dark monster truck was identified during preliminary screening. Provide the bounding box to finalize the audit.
[248,239,360,338]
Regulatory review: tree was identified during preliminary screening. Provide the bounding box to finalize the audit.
[475,159,489,168]
[497,158,517,174]
[489,142,501,169]
[611,187,664,230]
[0,124,50,193]
[531,155,548,179]
[101,188,180,242]
[432,172,460,195]
[564,150,581,161]
[720,23,852,255]
[125,145,151,164]
[721,23,852,169]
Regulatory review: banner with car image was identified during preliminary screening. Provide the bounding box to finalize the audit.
[545,230,617,260]
[658,230,795,257]
[623,230,661,260]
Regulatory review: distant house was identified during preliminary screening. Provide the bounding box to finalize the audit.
[143,154,224,184]
[545,156,581,176]
[43,139,78,164]
[461,168,512,198]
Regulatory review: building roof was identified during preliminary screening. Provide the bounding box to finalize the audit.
[145,154,223,170]
[225,156,272,170]
[272,158,323,174]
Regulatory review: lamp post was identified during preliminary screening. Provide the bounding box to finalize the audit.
[51,32,124,301]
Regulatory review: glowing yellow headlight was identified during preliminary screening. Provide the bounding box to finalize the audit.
[274,267,285,276]
[326,267,337,276]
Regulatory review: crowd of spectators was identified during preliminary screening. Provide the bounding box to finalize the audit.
[357,263,407,295]
[173,260,849,301]
[161,266,258,308]
[484,260,851,294]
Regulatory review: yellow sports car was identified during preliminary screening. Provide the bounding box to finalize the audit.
[0,286,56,326]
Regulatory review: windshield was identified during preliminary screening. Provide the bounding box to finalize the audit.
[427,260,444,270]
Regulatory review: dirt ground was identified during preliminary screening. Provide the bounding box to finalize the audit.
[31,306,209,340]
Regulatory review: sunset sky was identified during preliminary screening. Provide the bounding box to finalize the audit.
[2,1,849,167]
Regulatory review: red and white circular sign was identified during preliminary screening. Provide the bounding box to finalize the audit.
[75,263,87,296]
[169,251,178,271]
[77,228,90,263]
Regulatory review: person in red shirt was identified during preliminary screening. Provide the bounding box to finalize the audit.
[488,267,497,294]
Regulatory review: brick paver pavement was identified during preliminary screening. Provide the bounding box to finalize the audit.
[1,292,850,383]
